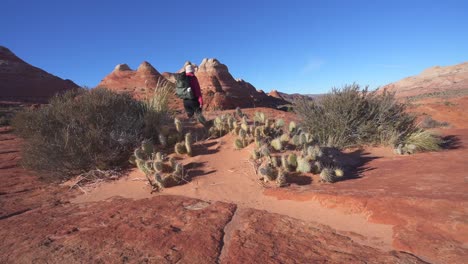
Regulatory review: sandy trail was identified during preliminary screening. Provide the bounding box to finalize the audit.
[72,135,394,251]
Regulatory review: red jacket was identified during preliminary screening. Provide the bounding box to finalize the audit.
[186,72,203,106]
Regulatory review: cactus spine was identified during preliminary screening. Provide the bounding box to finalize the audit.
[185,133,193,156]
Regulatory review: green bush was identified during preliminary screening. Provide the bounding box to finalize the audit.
[12,88,166,179]
[294,84,417,148]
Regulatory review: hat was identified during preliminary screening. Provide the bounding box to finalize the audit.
[185,65,194,73]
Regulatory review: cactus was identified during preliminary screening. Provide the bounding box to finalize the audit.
[251,149,260,160]
[299,133,307,146]
[254,111,266,124]
[172,162,184,181]
[259,144,271,158]
[234,138,245,149]
[270,138,283,151]
[289,121,296,133]
[241,122,249,133]
[141,140,154,156]
[134,148,146,160]
[287,153,297,168]
[154,152,163,162]
[154,173,165,189]
[175,142,187,155]
[276,168,287,187]
[185,133,193,156]
[235,107,243,118]
[259,162,276,182]
[153,160,164,172]
[296,157,311,173]
[291,134,300,147]
[280,133,290,143]
[334,168,344,178]
[281,155,289,170]
[169,157,176,168]
[174,118,183,134]
[275,118,285,128]
[136,159,151,175]
[270,156,279,168]
[320,168,336,183]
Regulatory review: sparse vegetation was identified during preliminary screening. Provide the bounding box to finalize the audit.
[12,88,169,179]
[294,84,421,148]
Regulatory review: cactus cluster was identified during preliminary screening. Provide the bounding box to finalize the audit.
[246,110,347,186]
[132,140,186,191]
[174,132,193,156]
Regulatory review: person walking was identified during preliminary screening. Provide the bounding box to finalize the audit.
[176,64,206,125]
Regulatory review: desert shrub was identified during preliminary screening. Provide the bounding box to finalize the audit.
[294,84,417,148]
[12,88,166,179]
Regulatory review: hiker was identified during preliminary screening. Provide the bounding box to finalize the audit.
[176,64,206,124]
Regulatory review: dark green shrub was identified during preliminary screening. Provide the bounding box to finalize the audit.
[12,88,164,179]
[294,84,417,148]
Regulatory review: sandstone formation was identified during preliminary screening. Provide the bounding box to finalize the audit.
[192,58,289,110]
[381,62,468,98]
[0,46,79,102]
[97,61,168,100]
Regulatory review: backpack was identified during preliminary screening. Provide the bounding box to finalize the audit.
[175,71,195,100]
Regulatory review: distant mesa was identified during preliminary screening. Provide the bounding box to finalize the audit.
[380,61,468,98]
[0,46,79,102]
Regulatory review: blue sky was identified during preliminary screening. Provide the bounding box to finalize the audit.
[2,0,467,94]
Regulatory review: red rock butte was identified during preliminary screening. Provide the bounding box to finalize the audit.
[0,46,79,102]
[97,61,168,100]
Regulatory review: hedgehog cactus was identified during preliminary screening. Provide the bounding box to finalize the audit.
[281,155,289,170]
[141,140,154,156]
[174,118,183,134]
[175,142,187,155]
[234,138,245,149]
[289,121,296,133]
[259,144,271,158]
[296,157,311,173]
[153,160,164,172]
[291,135,300,147]
[299,133,307,146]
[235,107,243,118]
[287,153,297,169]
[334,168,344,178]
[270,156,279,168]
[259,162,277,182]
[320,168,336,183]
[251,149,260,159]
[275,118,285,128]
[280,133,290,143]
[270,138,283,151]
[185,133,193,156]
[276,168,287,187]
[154,152,163,162]
[254,111,266,124]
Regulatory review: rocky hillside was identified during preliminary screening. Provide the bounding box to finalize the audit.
[0,46,79,102]
[381,62,468,98]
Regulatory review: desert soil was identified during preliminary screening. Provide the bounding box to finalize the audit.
[1,105,467,264]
